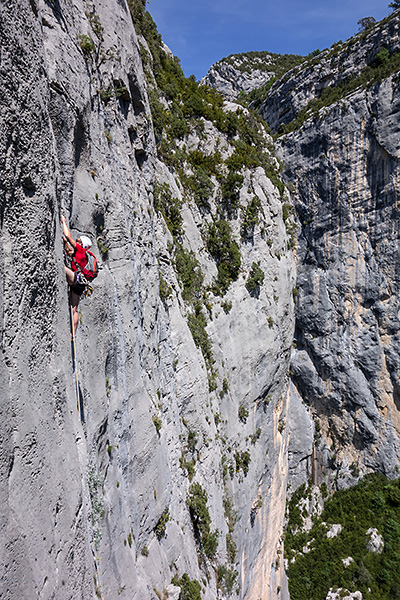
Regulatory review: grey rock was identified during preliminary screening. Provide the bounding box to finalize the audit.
[262,14,400,481]
[366,528,384,554]
[261,16,400,133]
[287,381,314,490]
[202,57,276,100]
[0,1,295,598]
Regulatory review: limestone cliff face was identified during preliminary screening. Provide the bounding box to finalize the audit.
[201,57,276,100]
[201,52,303,101]
[0,2,295,599]
[262,13,400,488]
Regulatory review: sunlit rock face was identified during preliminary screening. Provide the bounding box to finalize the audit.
[201,55,277,100]
[262,14,400,485]
[0,1,295,599]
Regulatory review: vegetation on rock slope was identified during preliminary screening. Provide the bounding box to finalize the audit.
[274,47,400,137]
[128,1,293,301]
[286,475,400,600]
[126,1,296,594]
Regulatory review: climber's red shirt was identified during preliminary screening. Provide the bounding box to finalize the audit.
[71,243,88,272]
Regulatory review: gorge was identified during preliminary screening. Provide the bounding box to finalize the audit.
[1,2,400,599]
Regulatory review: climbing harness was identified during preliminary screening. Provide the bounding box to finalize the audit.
[83,283,93,299]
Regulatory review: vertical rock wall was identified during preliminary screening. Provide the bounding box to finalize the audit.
[264,15,400,487]
[0,1,295,599]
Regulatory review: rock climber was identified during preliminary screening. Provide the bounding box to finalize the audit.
[62,215,96,335]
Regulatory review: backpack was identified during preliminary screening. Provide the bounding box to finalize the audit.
[73,249,99,281]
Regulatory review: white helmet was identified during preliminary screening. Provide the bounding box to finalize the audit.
[79,235,92,249]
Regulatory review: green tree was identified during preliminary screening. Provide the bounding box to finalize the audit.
[389,0,400,9]
[357,17,376,31]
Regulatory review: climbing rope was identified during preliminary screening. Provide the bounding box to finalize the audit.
[69,293,81,418]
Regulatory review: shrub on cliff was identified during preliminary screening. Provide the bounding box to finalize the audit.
[207,220,241,295]
[245,262,265,296]
[186,483,219,559]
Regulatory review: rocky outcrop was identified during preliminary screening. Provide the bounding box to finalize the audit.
[262,12,400,485]
[0,1,295,599]
[201,57,276,100]
[261,14,400,133]
[201,52,302,100]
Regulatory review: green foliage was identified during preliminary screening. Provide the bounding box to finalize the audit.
[78,34,95,57]
[99,84,129,104]
[207,220,241,295]
[159,274,172,301]
[131,0,242,145]
[223,494,238,534]
[85,11,104,40]
[238,405,249,423]
[320,482,328,499]
[187,429,198,452]
[180,454,196,481]
[246,262,265,295]
[234,450,251,475]
[241,196,262,240]
[220,377,229,396]
[187,303,213,368]
[389,0,400,10]
[152,415,162,436]
[282,202,293,222]
[153,182,183,239]
[202,528,219,559]
[286,474,400,600]
[187,149,222,174]
[172,573,202,600]
[174,246,204,304]
[216,564,239,595]
[186,483,219,559]
[179,427,198,480]
[97,228,109,259]
[222,50,303,76]
[357,17,376,31]
[154,508,170,539]
[234,52,303,109]
[250,427,262,444]
[373,48,390,67]
[221,300,232,314]
[147,88,166,140]
[226,533,237,563]
[182,166,214,210]
[219,169,244,216]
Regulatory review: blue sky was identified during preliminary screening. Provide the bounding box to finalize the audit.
[146,0,391,79]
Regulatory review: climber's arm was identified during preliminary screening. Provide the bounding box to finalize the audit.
[61,215,77,249]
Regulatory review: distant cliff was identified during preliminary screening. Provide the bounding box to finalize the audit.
[263,12,400,487]
[201,51,303,101]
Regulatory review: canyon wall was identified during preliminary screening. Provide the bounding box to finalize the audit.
[0,1,295,599]
[262,14,400,488]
